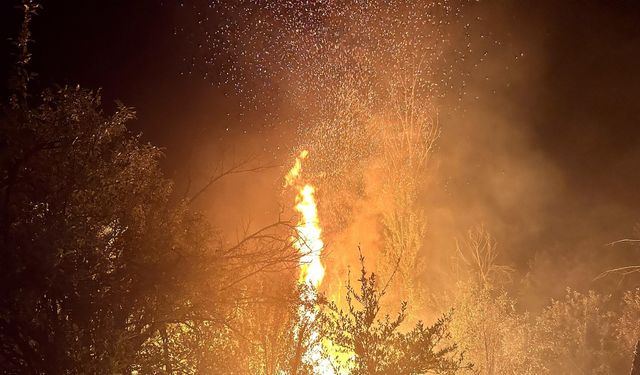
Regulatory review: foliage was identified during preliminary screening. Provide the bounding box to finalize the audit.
[450,284,637,375]
[449,283,543,375]
[447,228,540,374]
[534,289,626,374]
[0,84,216,373]
[0,6,301,370]
[322,252,469,375]
[448,231,633,375]
[618,288,640,352]
[4,2,640,374]
[132,272,308,374]
[0,83,305,374]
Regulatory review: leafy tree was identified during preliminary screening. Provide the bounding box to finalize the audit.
[618,288,640,353]
[445,226,539,374]
[596,228,640,372]
[322,251,469,375]
[0,83,301,374]
[1,83,201,373]
[534,289,626,375]
[449,283,543,375]
[0,2,300,373]
[616,288,640,374]
[131,272,307,374]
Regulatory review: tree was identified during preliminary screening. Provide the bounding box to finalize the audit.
[595,226,640,372]
[1,84,197,373]
[0,83,304,373]
[321,251,469,375]
[534,289,626,375]
[447,229,537,375]
[449,283,543,375]
[616,288,640,375]
[0,3,301,372]
[454,226,513,290]
[132,271,309,375]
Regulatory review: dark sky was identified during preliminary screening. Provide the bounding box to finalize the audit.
[1,1,639,171]
[1,0,239,173]
[2,0,640,303]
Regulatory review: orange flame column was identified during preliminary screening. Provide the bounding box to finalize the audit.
[285,150,326,288]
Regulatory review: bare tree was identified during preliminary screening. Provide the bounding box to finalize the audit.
[455,225,514,289]
[596,233,640,374]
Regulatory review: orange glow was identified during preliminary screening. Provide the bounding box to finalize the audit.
[286,150,337,374]
[285,150,325,288]
[295,184,325,287]
[284,149,309,188]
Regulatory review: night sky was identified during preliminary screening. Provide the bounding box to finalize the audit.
[2,1,639,173]
[2,0,640,304]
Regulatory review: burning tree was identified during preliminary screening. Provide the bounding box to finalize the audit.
[377,58,442,313]
[289,1,471,317]
[303,62,443,316]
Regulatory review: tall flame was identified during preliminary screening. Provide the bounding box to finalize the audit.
[285,150,335,374]
[285,150,325,288]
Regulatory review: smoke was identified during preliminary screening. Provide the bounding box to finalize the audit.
[174,0,640,315]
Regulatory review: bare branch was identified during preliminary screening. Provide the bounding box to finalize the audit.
[186,156,280,204]
[595,265,640,281]
[606,239,640,247]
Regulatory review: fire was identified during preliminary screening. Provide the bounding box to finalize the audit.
[295,184,325,287]
[285,149,308,187]
[285,150,325,288]
[285,150,334,374]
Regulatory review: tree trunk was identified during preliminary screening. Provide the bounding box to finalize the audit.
[290,322,307,375]
[161,326,172,374]
[631,339,640,375]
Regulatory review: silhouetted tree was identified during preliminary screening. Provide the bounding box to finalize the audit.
[321,251,469,375]
[0,2,300,373]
